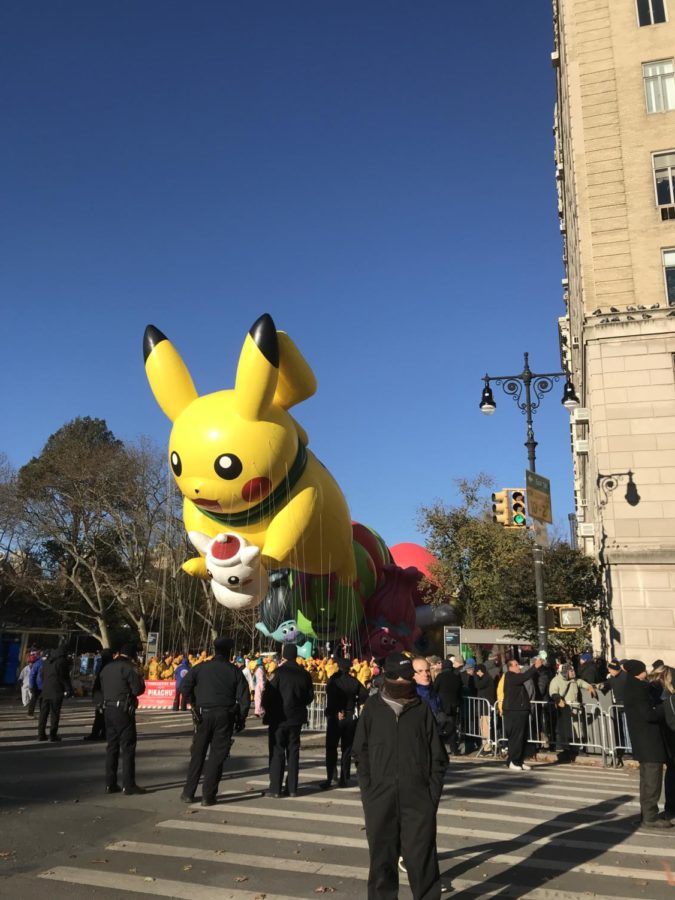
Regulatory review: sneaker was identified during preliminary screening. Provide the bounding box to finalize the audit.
[398,856,407,874]
[180,792,195,804]
[521,763,532,771]
[508,762,523,771]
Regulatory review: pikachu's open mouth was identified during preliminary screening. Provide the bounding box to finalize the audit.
[193,498,223,511]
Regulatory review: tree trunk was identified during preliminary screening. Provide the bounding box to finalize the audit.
[98,617,111,649]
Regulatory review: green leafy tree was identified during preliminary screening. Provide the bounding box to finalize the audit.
[419,475,603,654]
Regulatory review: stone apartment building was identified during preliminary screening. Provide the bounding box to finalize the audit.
[553,0,675,662]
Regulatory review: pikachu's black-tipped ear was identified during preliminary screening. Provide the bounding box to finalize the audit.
[143,325,168,362]
[274,332,317,410]
[234,314,280,420]
[143,325,198,422]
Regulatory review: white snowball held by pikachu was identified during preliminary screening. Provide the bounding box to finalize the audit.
[188,531,268,610]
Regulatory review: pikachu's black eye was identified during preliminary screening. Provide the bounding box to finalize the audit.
[170,451,182,477]
[214,454,243,480]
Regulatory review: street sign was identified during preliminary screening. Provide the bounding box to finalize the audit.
[443,626,462,658]
[146,631,159,656]
[526,470,552,524]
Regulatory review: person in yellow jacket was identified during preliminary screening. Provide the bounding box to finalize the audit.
[159,654,175,679]
[357,661,372,688]
[147,657,160,680]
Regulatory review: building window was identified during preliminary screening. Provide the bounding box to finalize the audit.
[663,249,675,305]
[637,0,667,25]
[654,152,675,205]
[644,60,675,112]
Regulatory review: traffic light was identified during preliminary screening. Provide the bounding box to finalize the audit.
[546,604,584,632]
[492,490,511,526]
[511,489,527,527]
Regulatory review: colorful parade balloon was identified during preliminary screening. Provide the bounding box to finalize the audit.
[143,313,453,647]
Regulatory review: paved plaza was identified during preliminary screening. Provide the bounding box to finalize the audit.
[0,699,673,898]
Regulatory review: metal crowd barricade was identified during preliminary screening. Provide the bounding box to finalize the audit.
[304,683,327,732]
[484,698,624,765]
[527,699,554,750]
[566,701,608,764]
[458,696,494,756]
[606,703,632,767]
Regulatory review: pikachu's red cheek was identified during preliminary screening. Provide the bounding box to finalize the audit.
[242,478,272,503]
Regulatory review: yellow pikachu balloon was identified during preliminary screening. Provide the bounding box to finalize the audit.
[143,314,357,585]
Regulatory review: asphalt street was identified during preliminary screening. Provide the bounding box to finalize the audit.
[0,698,673,898]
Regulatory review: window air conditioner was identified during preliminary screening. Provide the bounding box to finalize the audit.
[573,407,590,424]
[575,439,589,454]
[578,523,595,538]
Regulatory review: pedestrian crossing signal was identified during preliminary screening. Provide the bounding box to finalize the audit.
[546,604,584,631]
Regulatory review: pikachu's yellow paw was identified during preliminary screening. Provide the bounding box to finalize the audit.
[182,557,209,579]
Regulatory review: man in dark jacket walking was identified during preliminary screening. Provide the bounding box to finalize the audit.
[100,644,146,795]
[623,659,672,829]
[263,643,314,797]
[503,657,543,771]
[37,645,72,742]
[353,652,448,900]
[179,637,250,806]
[320,657,368,789]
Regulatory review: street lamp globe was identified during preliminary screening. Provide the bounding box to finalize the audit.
[561,380,580,411]
[479,383,496,415]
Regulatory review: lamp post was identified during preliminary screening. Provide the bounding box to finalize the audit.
[479,352,579,652]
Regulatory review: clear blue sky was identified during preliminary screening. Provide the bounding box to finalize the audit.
[0,1,574,547]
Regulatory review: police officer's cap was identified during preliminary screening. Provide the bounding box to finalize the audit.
[214,637,234,655]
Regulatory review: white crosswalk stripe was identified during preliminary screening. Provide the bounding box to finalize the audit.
[0,705,197,748]
[29,749,675,899]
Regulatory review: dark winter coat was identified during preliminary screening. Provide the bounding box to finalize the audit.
[577,661,598,684]
[460,671,477,698]
[503,667,539,712]
[262,660,314,726]
[180,655,249,718]
[475,672,497,704]
[92,650,114,706]
[534,666,553,701]
[325,671,368,718]
[40,648,72,701]
[623,676,667,764]
[353,692,448,806]
[100,657,145,704]
[432,666,462,712]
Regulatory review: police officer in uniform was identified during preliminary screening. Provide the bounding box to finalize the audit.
[262,643,314,798]
[100,643,146,795]
[179,636,250,806]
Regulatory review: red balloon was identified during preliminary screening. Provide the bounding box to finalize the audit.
[389,543,439,583]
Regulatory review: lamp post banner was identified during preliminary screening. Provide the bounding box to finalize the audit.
[526,470,552,524]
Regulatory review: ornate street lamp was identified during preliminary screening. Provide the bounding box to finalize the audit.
[479,352,580,651]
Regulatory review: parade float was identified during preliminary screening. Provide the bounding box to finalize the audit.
[143,313,455,657]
